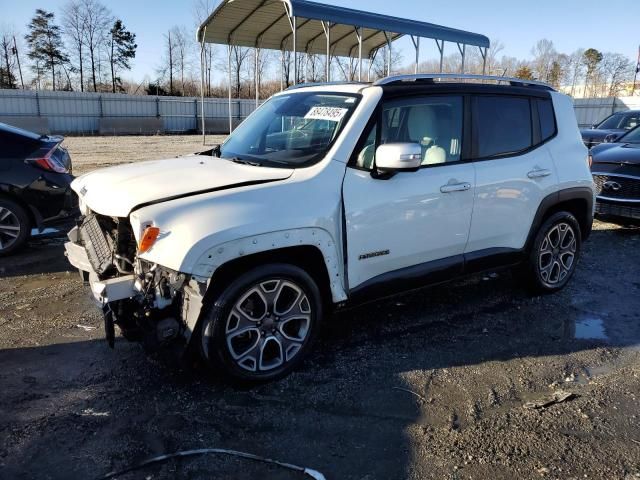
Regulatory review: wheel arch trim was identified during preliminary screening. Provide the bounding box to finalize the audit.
[525,186,594,251]
[191,227,347,303]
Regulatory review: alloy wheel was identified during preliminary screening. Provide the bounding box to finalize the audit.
[538,222,577,285]
[0,206,21,252]
[225,278,312,372]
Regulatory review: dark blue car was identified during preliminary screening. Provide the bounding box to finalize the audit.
[590,124,640,224]
[581,110,640,148]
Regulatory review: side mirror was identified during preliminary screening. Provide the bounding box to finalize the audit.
[604,133,618,143]
[374,143,422,174]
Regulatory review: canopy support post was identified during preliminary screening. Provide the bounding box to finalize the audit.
[411,35,420,74]
[292,16,297,85]
[200,26,206,145]
[383,31,392,77]
[280,49,284,91]
[355,27,363,81]
[255,47,259,108]
[322,21,331,81]
[368,49,375,81]
[228,44,232,135]
[457,43,466,73]
[435,39,444,73]
[480,46,487,75]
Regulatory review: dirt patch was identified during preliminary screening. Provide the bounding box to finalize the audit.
[62,135,227,175]
[1,137,639,479]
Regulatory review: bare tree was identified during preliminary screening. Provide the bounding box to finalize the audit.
[531,39,557,82]
[170,26,191,94]
[564,49,585,97]
[370,46,403,79]
[62,0,86,91]
[600,52,633,97]
[193,0,216,96]
[81,0,111,92]
[0,30,18,88]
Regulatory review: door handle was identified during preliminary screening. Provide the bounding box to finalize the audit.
[527,169,552,179]
[440,182,471,193]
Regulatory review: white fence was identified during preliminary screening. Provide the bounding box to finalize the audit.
[573,96,640,128]
[0,89,259,134]
[1,88,640,134]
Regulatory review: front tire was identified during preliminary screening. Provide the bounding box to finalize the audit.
[199,263,323,383]
[525,211,582,293]
[0,198,30,257]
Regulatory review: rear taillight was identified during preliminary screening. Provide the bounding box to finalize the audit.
[25,145,69,173]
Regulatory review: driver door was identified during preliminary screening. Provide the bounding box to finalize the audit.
[342,95,475,293]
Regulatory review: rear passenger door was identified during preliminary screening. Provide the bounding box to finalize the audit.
[465,95,558,256]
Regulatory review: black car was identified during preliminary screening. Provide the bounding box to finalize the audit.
[590,124,640,224]
[581,110,640,148]
[0,122,77,255]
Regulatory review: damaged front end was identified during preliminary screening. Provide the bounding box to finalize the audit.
[65,213,204,351]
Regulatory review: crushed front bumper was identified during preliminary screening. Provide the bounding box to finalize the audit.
[64,226,136,306]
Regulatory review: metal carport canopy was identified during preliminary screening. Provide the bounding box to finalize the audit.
[196,0,490,141]
[196,0,490,59]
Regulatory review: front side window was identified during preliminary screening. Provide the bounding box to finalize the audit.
[354,95,463,170]
[220,92,359,168]
[474,96,532,158]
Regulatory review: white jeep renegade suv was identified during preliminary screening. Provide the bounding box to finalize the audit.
[65,74,594,382]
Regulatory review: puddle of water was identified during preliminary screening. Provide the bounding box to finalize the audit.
[574,316,608,341]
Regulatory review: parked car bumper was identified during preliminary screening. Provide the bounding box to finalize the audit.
[595,198,640,224]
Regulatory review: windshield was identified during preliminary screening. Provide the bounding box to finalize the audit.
[618,125,640,144]
[597,112,640,130]
[597,113,624,130]
[219,92,360,167]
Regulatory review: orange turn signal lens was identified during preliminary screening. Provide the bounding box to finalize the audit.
[138,226,160,253]
[588,154,593,168]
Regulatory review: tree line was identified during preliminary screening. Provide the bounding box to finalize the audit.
[1,0,136,93]
[1,3,638,99]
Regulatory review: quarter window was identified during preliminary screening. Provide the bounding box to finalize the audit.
[474,96,532,159]
[537,98,556,141]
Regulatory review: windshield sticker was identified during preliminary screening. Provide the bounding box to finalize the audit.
[304,106,349,122]
[344,97,356,104]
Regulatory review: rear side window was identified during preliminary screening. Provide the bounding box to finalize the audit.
[0,131,41,159]
[537,98,556,141]
[473,96,532,159]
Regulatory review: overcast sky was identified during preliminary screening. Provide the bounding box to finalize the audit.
[3,0,640,84]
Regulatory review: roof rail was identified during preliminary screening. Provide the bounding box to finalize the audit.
[373,73,554,90]
[285,81,369,91]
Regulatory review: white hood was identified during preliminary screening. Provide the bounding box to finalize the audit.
[72,155,293,217]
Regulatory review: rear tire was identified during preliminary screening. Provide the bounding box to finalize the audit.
[199,263,323,383]
[523,211,582,293]
[0,198,30,256]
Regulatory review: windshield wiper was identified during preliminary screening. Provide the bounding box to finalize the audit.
[230,157,263,167]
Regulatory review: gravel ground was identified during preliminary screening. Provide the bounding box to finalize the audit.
[1,135,640,479]
[61,134,227,175]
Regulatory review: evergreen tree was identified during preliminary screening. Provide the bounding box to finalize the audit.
[25,9,67,90]
[109,19,136,93]
[514,65,535,80]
